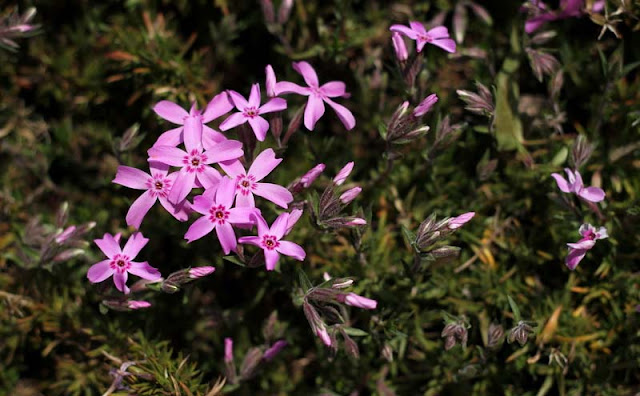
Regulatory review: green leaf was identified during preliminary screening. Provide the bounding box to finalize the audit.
[508,295,522,322]
[297,267,313,291]
[223,255,245,267]
[551,147,568,166]
[342,327,368,337]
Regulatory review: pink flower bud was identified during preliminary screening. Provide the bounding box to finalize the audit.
[277,0,294,24]
[339,187,362,204]
[301,163,325,188]
[265,64,277,97]
[392,32,408,62]
[55,225,76,244]
[333,162,354,186]
[317,327,332,346]
[285,209,303,235]
[343,293,377,310]
[413,94,438,117]
[331,278,354,289]
[323,272,332,281]
[188,266,216,279]
[448,212,475,229]
[345,218,367,226]
[127,300,151,310]
[224,338,234,362]
[263,340,288,361]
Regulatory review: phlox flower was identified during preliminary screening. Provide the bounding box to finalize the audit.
[184,177,258,254]
[551,168,605,203]
[113,162,190,229]
[389,22,456,53]
[88,232,161,294]
[566,223,608,270]
[220,83,287,141]
[147,137,244,205]
[238,212,306,271]
[220,148,293,208]
[523,0,604,34]
[338,292,378,310]
[274,61,356,131]
[153,92,233,150]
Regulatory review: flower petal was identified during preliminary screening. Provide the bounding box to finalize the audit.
[324,98,356,130]
[185,216,216,243]
[236,191,256,207]
[153,127,184,148]
[320,81,347,98]
[128,261,162,280]
[579,187,605,202]
[183,115,203,152]
[275,81,310,96]
[215,177,237,208]
[303,95,326,130]
[270,212,290,239]
[219,112,247,131]
[264,249,280,271]
[252,212,269,237]
[219,159,246,179]
[567,239,596,250]
[153,100,188,124]
[248,83,261,108]
[285,209,303,235]
[238,236,261,246]
[126,190,157,229]
[113,166,151,190]
[204,139,244,163]
[87,260,114,283]
[95,233,121,258]
[203,92,234,122]
[228,207,258,224]
[248,148,282,181]
[122,232,149,259]
[431,38,457,53]
[197,166,222,190]
[253,183,293,208]
[216,222,237,254]
[276,241,306,261]
[248,116,270,141]
[202,126,227,151]
[259,98,287,114]
[565,248,587,270]
[409,21,427,35]
[147,146,188,167]
[551,173,571,193]
[168,170,196,204]
[227,90,249,110]
[158,196,189,221]
[192,193,213,215]
[389,24,418,39]
[427,26,450,39]
[113,271,130,294]
[292,61,319,87]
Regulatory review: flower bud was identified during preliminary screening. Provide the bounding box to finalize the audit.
[441,322,468,350]
[223,337,237,385]
[277,0,294,24]
[341,293,378,310]
[317,327,332,346]
[224,338,234,363]
[239,347,263,379]
[571,135,593,169]
[339,187,362,204]
[188,266,216,279]
[429,246,461,259]
[53,248,85,262]
[330,278,354,289]
[507,321,536,346]
[391,32,408,62]
[333,162,354,186]
[382,343,394,362]
[300,164,325,188]
[487,323,504,349]
[265,64,277,97]
[448,212,475,229]
[340,330,360,359]
[412,94,438,118]
[270,115,283,140]
[285,209,303,235]
[54,226,76,244]
[128,300,151,310]
[263,340,287,361]
[260,0,275,24]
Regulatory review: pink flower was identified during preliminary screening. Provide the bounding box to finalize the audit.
[274,61,356,131]
[448,212,475,230]
[523,0,601,33]
[333,162,354,186]
[238,212,306,271]
[188,266,216,279]
[88,232,161,294]
[566,223,608,270]
[413,94,438,117]
[263,340,288,361]
[391,32,408,61]
[220,149,293,208]
[339,187,362,204]
[152,93,233,151]
[390,22,456,53]
[113,162,190,229]
[220,83,287,141]
[551,168,605,203]
[147,139,244,205]
[224,338,234,362]
[184,177,258,254]
[338,292,378,310]
[128,300,151,310]
[300,163,325,188]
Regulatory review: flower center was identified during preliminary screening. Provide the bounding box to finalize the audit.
[243,107,259,118]
[261,235,280,250]
[182,149,208,173]
[208,204,229,224]
[155,181,163,189]
[236,174,257,195]
[147,174,172,198]
[418,34,433,43]
[109,254,131,273]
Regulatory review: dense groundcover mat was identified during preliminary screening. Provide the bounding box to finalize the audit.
[2,1,640,395]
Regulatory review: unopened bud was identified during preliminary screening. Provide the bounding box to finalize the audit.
[240,347,263,379]
[224,338,234,363]
[448,212,475,229]
[382,343,394,362]
[285,209,303,235]
[391,32,408,62]
[277,0,294,24]
[571,135,593,169]
[341,330,360,359]
[265,64,277,97]
[54,226,76,244]
[333,162,354,186]
[270,115,283,140]
[507,321,536,346]
[339,187,362,204]
[263,340,287,361]
[188,266,215,279]
[412,94,438,118]
[340,293,378,310]
[317,327,332,346]
[53,248,84,262]
[330,278,354,289]
[299,164,325,189]
[430,246,461,259]
[343,217,367,227]
[487,323,504,349]
[128,300,151,310]
[260,0,275,24]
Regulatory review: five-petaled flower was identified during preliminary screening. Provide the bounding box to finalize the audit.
[238,212,306,271]
[153,93,233,151]
[113,162,190,229]
[184,177,258,254]
[148,139,243,204]
[566,223,608,270]
[88,232,161,294]
[220,83,287,141]
[551,168,605,203]
[389,22,456,53]
[220,148,293,208]
[274,61,356,131]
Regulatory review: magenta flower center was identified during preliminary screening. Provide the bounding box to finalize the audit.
[147,174,172,198]
[183,150,208,173]
[236,174,257,195]
[309,85,325,99]
[109,254,131,273]
[208,204,230,225]
[243,107,259,118]
[261,235,280,250]
[418,34,433,43]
